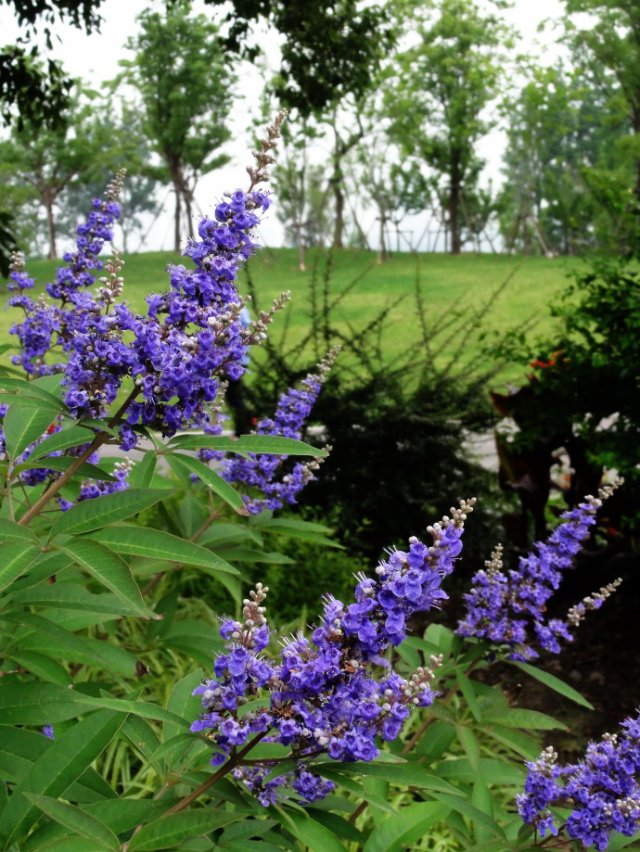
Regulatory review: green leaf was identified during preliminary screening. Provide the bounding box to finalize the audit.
[0,517,39,544]
[49,488,172,538]
[8,651,71,685]
[363,802,450,852]
[456,670,482,723]
[128,810,243,851]
[89,526,238,575]
[0,394,62,413]
[24,794,119,851]
[435,757,524,786]
[59,538,155,618]
[0,377,64,407]
[129,452,157,488]
[2,612,138,677]
[25,426,96,462]
[164,670,203,747]
[276,808,346,852]
[169,434,327,458]
[8,583,146,618]
[483,724,540,760]
[429,793,506,839]
[0,710,125,847]
[15,456,115,481]
[0,682,88,725]
[511,661,594,709]
[170,454,247,514]
[0,540,42,594]
[456,724,481,770]
[3,406,58,459]
[484,708,567,731]
[323,760,460,794]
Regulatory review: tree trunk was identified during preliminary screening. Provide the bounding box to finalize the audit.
[43,187,57,260]
[377,208,388,264]
[173,186,182,253]
[448,159,462,255]
[331,169,345,250]
[183,188,195,240]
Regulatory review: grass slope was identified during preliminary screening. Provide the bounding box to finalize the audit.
[1,247,578,385]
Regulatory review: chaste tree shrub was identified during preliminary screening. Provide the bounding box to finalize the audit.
[0,115,638,851]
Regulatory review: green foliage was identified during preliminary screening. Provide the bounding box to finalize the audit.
[494,258,640,538]
[122,1,234,251]
[202,0,394,115]
[499,63,635,256]
[386,0,512,254]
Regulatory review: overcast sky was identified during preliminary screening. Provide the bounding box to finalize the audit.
[1,0,567,252]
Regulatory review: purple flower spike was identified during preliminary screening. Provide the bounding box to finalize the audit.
[457,481,622,660]
[517,711,640,850]
[192,499,475,805]
[222,349,337,513]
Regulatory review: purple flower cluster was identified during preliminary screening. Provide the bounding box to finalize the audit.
[517,712,640,850]
[191,500,474,804]
[221,351,336,513]
[457,484,621,661]
[5,113,289,454]
[57,458,134,511]
[9,177,124,379]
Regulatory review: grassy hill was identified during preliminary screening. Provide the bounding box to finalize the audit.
[1,247,579,387]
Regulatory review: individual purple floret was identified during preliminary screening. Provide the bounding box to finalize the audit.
[192,500,474,805]
[221,350,337,513]
[457,482,622,661]
[41,725,54,740]
[517,711,640,850]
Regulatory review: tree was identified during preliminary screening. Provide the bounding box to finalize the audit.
[123,2,234,252]
[500,64,633,255]
[386,0,510,254]
[271,121,331,270]
[0,0,106,129]
[0,90,126,258]
[199,0,393,115]
[561,0,640,252]
[56,100,163,254]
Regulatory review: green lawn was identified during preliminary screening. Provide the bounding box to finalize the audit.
[1,247,579,387]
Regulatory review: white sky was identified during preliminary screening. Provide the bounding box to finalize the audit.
[0,0,567,253]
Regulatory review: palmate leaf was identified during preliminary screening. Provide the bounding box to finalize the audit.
[49,488,173,538]
[59,538,156,619]
[24,794,119,851]
[128,451,157,487]
[0,710,125,847]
